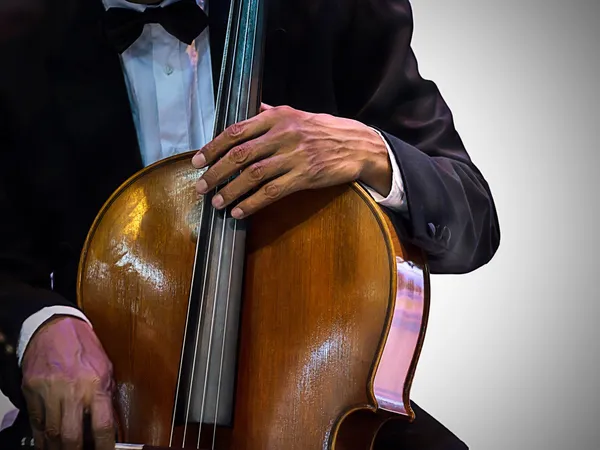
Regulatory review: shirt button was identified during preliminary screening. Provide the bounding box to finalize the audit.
[165,65,173,75]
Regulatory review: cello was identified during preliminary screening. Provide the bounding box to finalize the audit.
[76,0,430,448]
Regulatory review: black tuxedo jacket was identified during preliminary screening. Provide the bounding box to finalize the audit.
[0,0,499,448]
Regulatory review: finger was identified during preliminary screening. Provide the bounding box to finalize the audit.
[230,171,300,219]
[24,392,45,450]
[211,155,290,209]
[90,394,115,450]
[191,112,277,169]
[61,399,84,450]
[43,395,62,450]
[259,102,274,112]
[196,134,279,195]
[192,117,271,169]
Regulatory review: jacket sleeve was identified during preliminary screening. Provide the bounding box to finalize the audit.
[334,0,500,274]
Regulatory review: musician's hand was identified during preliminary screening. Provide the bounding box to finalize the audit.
[192,103,392,218]
[21,316,115,450]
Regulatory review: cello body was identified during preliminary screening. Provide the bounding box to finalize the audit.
[76,0,430,448]
[77,159,429,449]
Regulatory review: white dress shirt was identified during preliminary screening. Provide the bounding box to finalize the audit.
[16,0,408,365]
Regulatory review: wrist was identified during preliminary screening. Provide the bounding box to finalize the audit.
[357,126,393,197]
[22,315,90,365]
[18,306,92,366]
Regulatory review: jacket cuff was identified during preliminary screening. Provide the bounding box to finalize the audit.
[359,127,409,213]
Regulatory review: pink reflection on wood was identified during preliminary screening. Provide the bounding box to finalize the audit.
[373,256,427,419]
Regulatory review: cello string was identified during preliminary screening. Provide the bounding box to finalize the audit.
[168,204,203,446]
[182,52,229,438]
[195,1,244,447]
[182,202,219,444]
[182,1,237,437]
[169,171,216,446]
[168,7,206,440]
[210,227,236,450]
[211,1,256,448]
[171,0,243,445]
[194,208,227,447]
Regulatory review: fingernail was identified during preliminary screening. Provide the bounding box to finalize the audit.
[231,207,244,219]
[212,194,224,209]
[192,152,206,168]
[197,179,208,193]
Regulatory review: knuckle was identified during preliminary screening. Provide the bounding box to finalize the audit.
[226,122,246,139]
[95,423,113,434]
[82,374,102,388]
[23,376,45,392]
[30,414,44,429]
[283,123,304,142]
[285,122,300,135]
[107,370,116,387]
[45,427,61,440]
[230,144,252,164]
[248,162,265,181]
[202,141,216,159]
[264,183,281,200]
[104,360,114,377]
[274,105,292,114]
[62,435,82,450]
[200,169,218,187]
[94,421,115,439]
[61,427,81,442]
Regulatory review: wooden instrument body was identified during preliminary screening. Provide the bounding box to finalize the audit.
[77,153,429,449]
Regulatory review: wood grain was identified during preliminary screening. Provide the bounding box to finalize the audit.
[77,152,429,449]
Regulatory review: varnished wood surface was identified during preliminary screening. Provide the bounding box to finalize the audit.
[77,152,429,449]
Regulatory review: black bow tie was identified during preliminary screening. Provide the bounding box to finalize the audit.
[103,0,209,53]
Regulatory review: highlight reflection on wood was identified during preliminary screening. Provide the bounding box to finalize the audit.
[373,256,428,416]
[78,152,429,449]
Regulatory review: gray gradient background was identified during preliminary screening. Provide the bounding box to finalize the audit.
[1,1,599,449]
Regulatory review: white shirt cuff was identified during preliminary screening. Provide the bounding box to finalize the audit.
[360,128,408,213]
[17,306,92,366]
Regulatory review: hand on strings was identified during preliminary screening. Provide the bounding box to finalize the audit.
[21,316,115,450]
[191,103,392,219]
